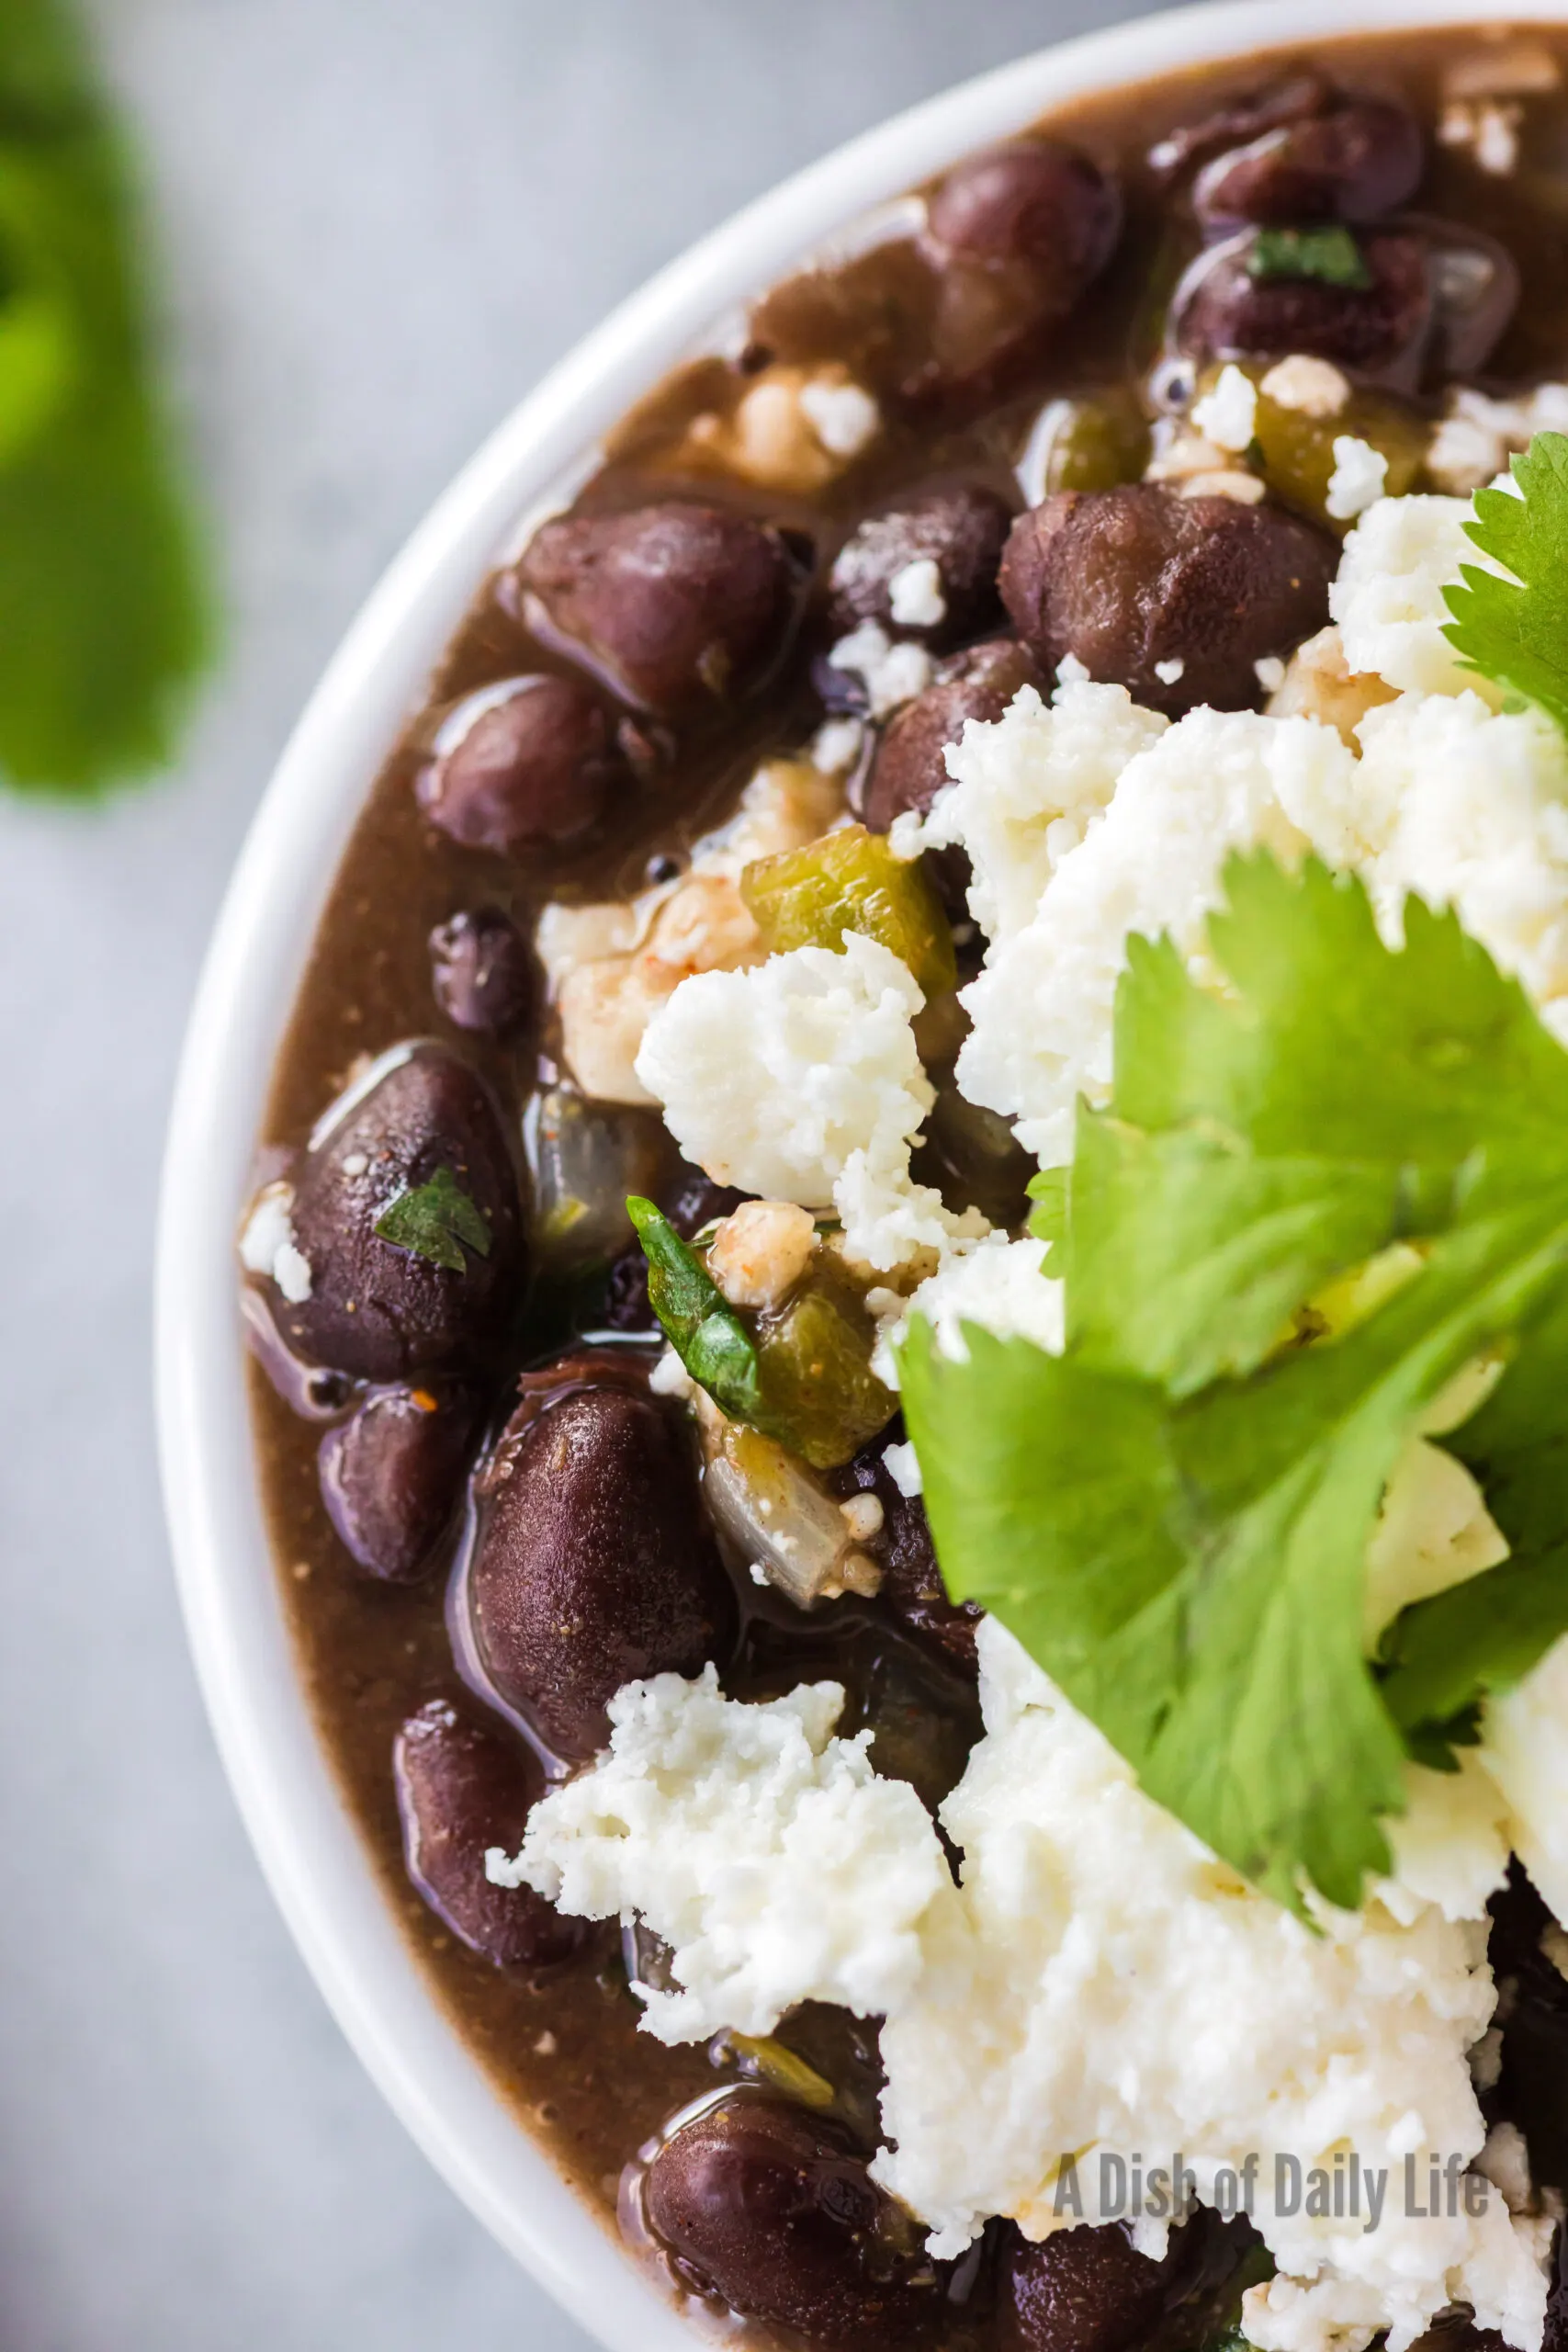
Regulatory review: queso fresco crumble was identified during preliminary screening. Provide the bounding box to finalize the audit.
[242,31,1568,2352]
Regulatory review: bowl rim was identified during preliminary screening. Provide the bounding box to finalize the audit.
[154,2,1568,2341]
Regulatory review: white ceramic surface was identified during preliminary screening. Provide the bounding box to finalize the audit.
[155,3,1568,2345]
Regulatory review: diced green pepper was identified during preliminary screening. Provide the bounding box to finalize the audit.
[741,823,956,999]
[714,2031,837,2109]
[754,1276,897,1470]
[1199,362,1426,532]
[628,1197,895,1470]
[1028,389,1152,496]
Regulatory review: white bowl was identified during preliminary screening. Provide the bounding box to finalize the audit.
[155,1,1564,2340]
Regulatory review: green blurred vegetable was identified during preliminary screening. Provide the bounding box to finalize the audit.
[1248,225,1371,289]
[1024,390,1151,498]
[1194,361,1425,532]
[0,0,213,794]
[741,823,957,998]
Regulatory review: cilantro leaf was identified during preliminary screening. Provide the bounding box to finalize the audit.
[1247,226,1371,289]
[900,854,1568,1910]
[626,1196,763,1421]
[0,0,213,795]
[1443,432,1568,740]
[374,1166,493,1274]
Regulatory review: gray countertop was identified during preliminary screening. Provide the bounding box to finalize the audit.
[0,3,1161,2342]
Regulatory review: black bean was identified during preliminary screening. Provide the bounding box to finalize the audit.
[1170,227,1432,387]
[392,1699,583,1969]
[516,501,807,717]
[999,485,1334,718]
[926,138,1121,285]
[1192,97,1423,227]
[282,1047,523,1382]
[318,1380,482,1582]
[469,1376,736,1757]
[916,140,1122,400]
[643,2096,942,2349]
[428,907,533,1035]
[860,638,1041,918]
[827,484,1013,649]
[999,2222,1175,2352]
[1147,73,1335,185]
[1487,1862,1568,2192]
[416,674,627,854]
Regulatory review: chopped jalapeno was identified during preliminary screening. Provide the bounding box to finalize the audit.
[629,1199,895,1469]
[1026,389,1152,497]
[740,822,957,998]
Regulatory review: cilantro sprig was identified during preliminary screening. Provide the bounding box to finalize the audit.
[0,0,213,795]
[901,855,1568,1911]
[374,1166,492,1274]
[1444,431,1568,740]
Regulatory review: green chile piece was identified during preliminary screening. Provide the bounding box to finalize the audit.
[753,1278,897,1472]
[1029,390,1152,496]
[1201,363,1426,530]
[740,823,956,998]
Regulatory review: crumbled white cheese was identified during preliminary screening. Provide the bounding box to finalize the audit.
[917,677,1167,948]
[1154,656,1186,684]
[1439,97,1523,175]
[1427,384,1568,496]
[501,1666,950,2042]
[1181,468,1267,504]
[1330,494,1492,698]
[1255,654,1287,693]
[706,1200,817,1311]
[648,1347,695,1400]
[1191,363,1258,453]
[883,1438,922,1498]
[635,931,980,1270]
[687,365,880,492]
[1480,2121,1537,2215]
[874,1233,1061,1385]
[239,1183,313,1304]
[950,704,1340,1161]
[887,556,947,629]
[1260,356,1350,419]
[827,620,934,718]
[875,1623,1542,2347]
[1325,435,1390,523]
[531,1623,1542,2352]
[538,757,841,1103]
[811,715,864,775]
[840,1492,885,1543]
[798,375,881,458]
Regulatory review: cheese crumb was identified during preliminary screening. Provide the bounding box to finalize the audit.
[798,376,881,458]
[1154,656,1186,685]
[240,1184,313,1304]
[1439,97,1523,175]
[635,931,981,1271]
[1330,494,1491,698]
[501,1667,950,2042]
[887,556,947,629]
[827,620,935,718]
[1259,356,1350,419]
[1254,654,1287,693]
[882,1439,922,1498]
[1427,384,1568,496]
[1325,435,1389,523]
[1190,363,1258,452]
[875,1233,1062,1385]
[811,716,864,775]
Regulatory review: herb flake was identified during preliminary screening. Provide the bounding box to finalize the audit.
[1247,225,1372,289]
[626,1196,763,1420]
[374,1166,492,1274]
